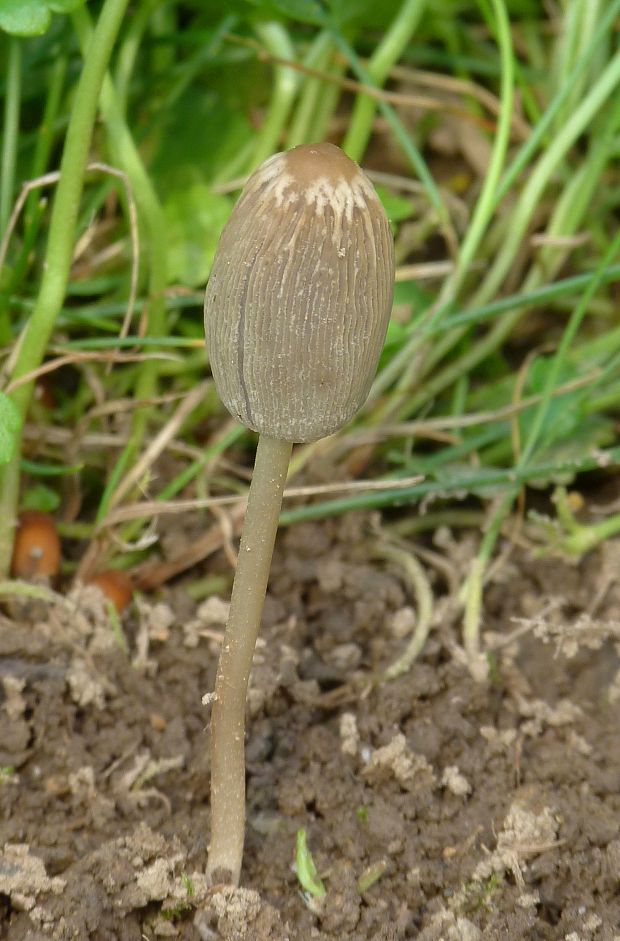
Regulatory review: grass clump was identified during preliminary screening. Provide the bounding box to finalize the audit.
[0,0,620,870]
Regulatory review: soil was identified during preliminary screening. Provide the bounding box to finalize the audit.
[1,512,620,940]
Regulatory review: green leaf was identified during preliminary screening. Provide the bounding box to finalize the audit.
[375,185,415,224]
[20,457,83,476]
[0,393,21,465]
[164,182,232,288]
[21,484,60,513]
[295,828,326,900]
[531,415,614,473]
[519,357,588,454]
[151,91,254,191]
[0,0,83,35]
[0,0,51,36]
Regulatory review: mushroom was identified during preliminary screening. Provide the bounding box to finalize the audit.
[86,569,133,614]
[203,142,394,885]
[10,510,61,580]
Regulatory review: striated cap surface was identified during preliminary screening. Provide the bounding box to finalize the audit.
[204,142,394,443]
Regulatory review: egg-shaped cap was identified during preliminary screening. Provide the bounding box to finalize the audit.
[204,142,394,443]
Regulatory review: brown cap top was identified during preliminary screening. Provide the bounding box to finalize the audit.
[204,143,394,443]
[284,142,359,186]
[247,142,380,229]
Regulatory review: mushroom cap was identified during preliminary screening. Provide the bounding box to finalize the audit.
[204,143,394,443]
[86,570,134,614]
[10,510,61,580]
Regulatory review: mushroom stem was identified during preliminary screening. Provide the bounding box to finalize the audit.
[207,434,292,885]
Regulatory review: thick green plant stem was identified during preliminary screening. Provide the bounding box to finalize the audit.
[0,0,131,577]
[72,7,167,522]
[0,38,21,343]
[207,435,292,886]
[0,38,20,238]
[343,0,427,162]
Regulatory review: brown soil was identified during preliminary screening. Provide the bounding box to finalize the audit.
[1,514,620,940]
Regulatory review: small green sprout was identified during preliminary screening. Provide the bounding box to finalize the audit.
[357,859,387,894]
[295,828,326,901]
[355,805,369,824]
[486,650,501,687]
[181,873,195,897]
[462,872,503,912]
[106,599,128,654]
[530,486,620,558]
[160,873,196,922]
[160,902,192,923]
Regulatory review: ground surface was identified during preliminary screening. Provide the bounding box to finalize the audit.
[1,513,620,940]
